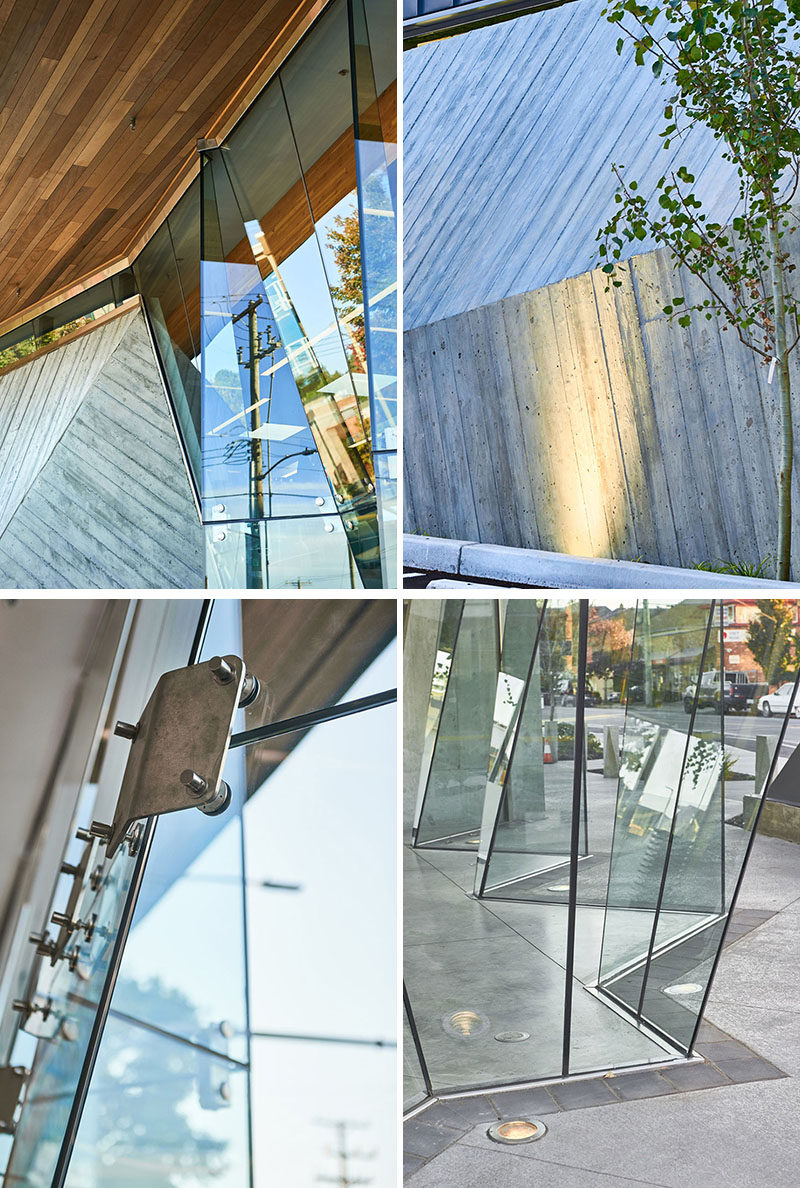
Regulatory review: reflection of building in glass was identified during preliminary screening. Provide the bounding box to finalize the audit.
[0,0,396,590]
[0,598,396,1185]
[404,597,800,1112]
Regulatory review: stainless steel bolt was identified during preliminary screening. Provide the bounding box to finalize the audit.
[60,861,80,877]
[51,912,74,932]
[181,770,208,796]
[75,828,93,843]
[114,720,139,741]
[89,821,112,843]
[209,656,234,684]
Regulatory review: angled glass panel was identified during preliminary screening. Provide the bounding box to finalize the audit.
[478,600,588,897]
[62,1015,250,1188]
[252,1037,395,1188]
[411,599,464,843]
[413,599,497,849]
[3,831,144,1188]
[134,182,202,489]
[350,0,398,582]
[597,601,723,1030]
[201,151,354,589]
[637,604,800,1051]
[403,995,428,1111]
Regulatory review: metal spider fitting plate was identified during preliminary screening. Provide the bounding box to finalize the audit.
[106,655,246,857]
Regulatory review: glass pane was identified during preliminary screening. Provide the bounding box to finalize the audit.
[0,271,137,376]
[205,514,358,591]
[4,830,144,1187]
[62,1015,250,1188]
[414,599,498,848]
[479,600,588,894]
[403,998,428,1111]
[252,1038,395,1188]
[351,0,398,454]
[597,600,727,1040]
[135,182,202,487]
[245,703,396,1042]
[234,595,396,737]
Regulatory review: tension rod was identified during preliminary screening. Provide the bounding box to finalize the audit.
[229,688,397,749]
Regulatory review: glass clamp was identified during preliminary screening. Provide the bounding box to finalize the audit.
[98,654,256,857]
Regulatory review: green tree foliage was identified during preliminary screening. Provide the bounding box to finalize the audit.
[598,0,800,580]
[747,598,798,683]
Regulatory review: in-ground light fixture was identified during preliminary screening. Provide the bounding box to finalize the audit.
[487,1119,548,1145]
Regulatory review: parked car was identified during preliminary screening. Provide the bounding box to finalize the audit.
[683,681,734,713]
[725,682,768,714]
[759,683,799,717]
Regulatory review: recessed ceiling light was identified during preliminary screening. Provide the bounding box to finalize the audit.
[487,1119,547,1145]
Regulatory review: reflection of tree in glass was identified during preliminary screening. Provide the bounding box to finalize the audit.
[748,600,797,686]
[328,208,365,360]
[684,737,722,790]
[586,608,632,683]
[538,609,570,722]
[620,721,658,777]
[87,976,230,1185]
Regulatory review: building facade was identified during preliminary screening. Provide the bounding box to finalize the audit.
[0,0,396,590]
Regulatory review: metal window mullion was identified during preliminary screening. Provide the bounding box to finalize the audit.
[403,983,434,1101]
[561,599,588,1077]
[633,600,717,1029]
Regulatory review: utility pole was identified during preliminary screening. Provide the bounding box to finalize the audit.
[315,1120,375,1188]
[233,295,280,587]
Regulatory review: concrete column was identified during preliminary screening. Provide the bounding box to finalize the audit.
[755,733,778,797]
[604,726,620,779]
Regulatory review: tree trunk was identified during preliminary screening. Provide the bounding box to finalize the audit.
[769,220,793,581]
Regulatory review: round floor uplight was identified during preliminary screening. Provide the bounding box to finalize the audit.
[663,982,703,997]
[487,1119,547,1145]
[442,1009,490,1039]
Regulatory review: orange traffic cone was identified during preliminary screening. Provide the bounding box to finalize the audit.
[543,737,554,764]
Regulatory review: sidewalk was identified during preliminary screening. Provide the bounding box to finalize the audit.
[404,832,800,1187]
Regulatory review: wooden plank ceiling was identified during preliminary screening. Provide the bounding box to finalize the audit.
[0,0,321,327]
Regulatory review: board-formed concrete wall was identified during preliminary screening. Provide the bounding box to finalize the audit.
[0,307,204,587]
[404,239,800,578]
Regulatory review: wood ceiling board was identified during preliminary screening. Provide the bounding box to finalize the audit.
[0,0,321,326]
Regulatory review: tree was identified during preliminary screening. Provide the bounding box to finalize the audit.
[587,607,633,682]
[598,1,800,580]
[747,599,798,683]
[327,206,367,364]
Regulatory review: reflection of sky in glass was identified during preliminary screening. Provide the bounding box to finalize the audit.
[245,642,396,1187]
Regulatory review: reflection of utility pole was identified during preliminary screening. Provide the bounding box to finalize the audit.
[643,599,653,707]
[233,295,280,586]
[316,1120,375,1188]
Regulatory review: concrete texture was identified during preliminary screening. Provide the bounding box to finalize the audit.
[402,536,799,590]
[405,829,800,1186]
[0,309,204,587]
[404,0,739,330]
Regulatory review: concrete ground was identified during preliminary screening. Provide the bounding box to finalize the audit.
[405,830,800,1186]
